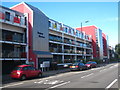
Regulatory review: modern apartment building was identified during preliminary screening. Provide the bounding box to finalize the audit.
[0,5,27,74]
[10,2,93,70]
[48,19,93,64]
[76,26,109,60]
[102,33,109,59]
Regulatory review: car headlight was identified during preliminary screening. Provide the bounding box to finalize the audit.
[17,72,20,75]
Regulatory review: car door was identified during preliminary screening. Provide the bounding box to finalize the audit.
[79,63,83,69]
[81,63,86,69]
[22,66,31,78]
[31,66,38,77]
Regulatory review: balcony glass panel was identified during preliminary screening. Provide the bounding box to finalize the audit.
[49,35,62,43]
[2,43,26,58]
[2,30,25,43]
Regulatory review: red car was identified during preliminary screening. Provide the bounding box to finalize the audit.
[10,65,42,80]
[85,61,97,68]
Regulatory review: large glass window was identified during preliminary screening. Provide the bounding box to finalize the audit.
[48,21,52,28]
[49,43,62,53]
[5,12,10,21]
[2,43,26,58]
[49,35,62,42]
[2,30,24,43]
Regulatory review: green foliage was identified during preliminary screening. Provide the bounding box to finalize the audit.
[115,44,120,58]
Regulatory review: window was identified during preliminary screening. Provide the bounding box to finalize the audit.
[24,17,27,25]
[14,14,21,23]
[22,67,29,71]
[57,23,60,30]
[5,12,10,21]
[29,66,36,70]
[69,28,71,34]
[65,27,67,33]
[14,67,22,70]
[48,21,51,27]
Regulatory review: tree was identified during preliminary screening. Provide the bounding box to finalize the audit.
[115,44,120,58]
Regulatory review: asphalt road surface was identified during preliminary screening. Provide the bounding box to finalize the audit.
[1,63,119,90]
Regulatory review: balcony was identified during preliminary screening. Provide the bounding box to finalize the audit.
[0,12,26,28]
[2,30,26,44]
[2,51,27,58]
[76,50,83,54]
[49,35,62,43]
[49,48,62,53]
[64,49,75,54]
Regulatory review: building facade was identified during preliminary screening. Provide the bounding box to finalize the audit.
[49,19,93,64]
[10,2,93,70]
[0,5,27,74]
[76,26,109,60]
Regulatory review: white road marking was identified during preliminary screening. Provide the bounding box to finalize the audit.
[91,68,101,70]
[81,73,94,78]
[34,79,64,85]
[114,64,118,67]
[100,69,107,72]
[49,81,70,89]
[110,66,114,68]
[106,79,118,89]
[2,82,23,88]
[44,80,59,85]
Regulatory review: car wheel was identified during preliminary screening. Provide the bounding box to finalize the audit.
[20,75,26,81]
[38,73,42,78]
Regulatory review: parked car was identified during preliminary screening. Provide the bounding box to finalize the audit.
[85,61,97,68]
[69,62,88,71]
[10,65,42,80]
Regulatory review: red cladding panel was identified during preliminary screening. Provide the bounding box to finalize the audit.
[0,12,5,19]
[76,26,98,58]
[102,33,107,56]
[11,3,37,67]
[14,17,20,23]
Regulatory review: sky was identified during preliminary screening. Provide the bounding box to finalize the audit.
[0,1,118,48]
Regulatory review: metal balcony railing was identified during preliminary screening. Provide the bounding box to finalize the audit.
[0,12,26,27]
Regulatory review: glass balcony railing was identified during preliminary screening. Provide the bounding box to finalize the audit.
[2,30,26,43]
[49,48,62,53]
[2,51,27,58]
[64,49,75,54]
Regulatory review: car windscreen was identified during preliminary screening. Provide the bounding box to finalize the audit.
[86,62,92,64]
[14,67,22,70]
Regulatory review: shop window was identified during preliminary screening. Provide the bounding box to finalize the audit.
[5,12,10,21]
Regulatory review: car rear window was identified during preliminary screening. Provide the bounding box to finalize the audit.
[14,67,22,70]
[73,63,79,65]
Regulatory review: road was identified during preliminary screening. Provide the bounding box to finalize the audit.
[1,63,119,90]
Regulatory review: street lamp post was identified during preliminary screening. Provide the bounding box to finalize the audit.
[81,21,89,62]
